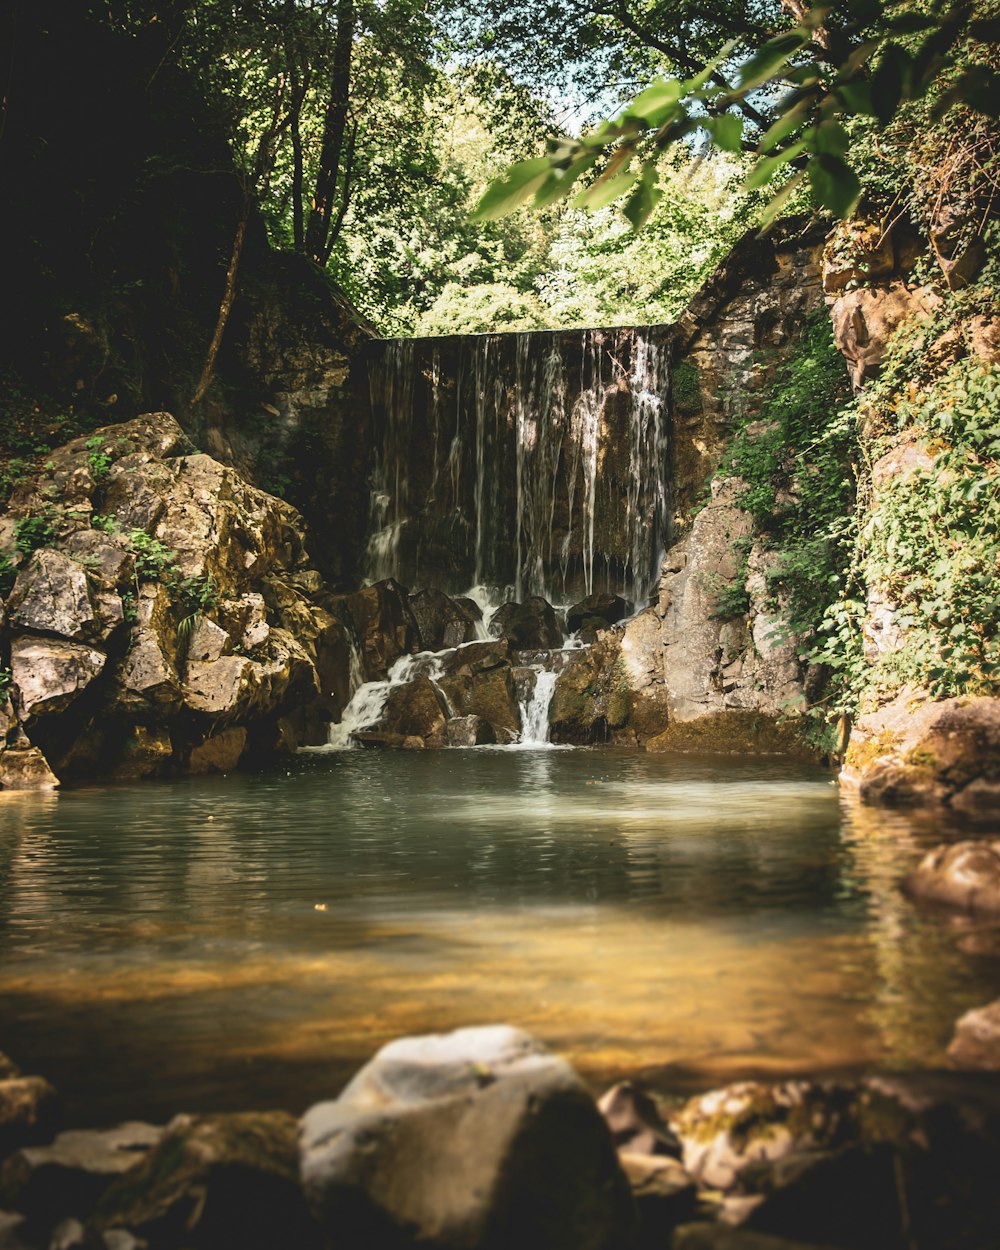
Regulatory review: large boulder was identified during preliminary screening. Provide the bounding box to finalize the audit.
[6,550,120,644]
[299,1025,635,1250]
[409,589,479,651]
[566,594,630,635]
[342,579,418,681]
[438,664,521,741]
[843,691,1000,815]
[90,1112,320,1250]
[379,676,448,746]
[10,637,106,723]
[489,598,563,650]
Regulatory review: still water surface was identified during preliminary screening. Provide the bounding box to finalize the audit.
[1,750,997,1125]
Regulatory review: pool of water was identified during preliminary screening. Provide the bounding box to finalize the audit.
[1,749,998,1126]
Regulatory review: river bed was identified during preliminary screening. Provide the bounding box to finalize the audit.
[1,749,996,1125]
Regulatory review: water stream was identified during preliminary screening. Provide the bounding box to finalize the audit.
[1,752,996,1128]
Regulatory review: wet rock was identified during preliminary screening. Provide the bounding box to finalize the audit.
[343,579,418,681]
[619,1153,696,1249]
[948,999,1000,1069]
[438,639,510,677]
[379,676,448,747]
[566,594,630,634]
[188,727,247,774]
[0,1123,161,1234]
[353,731,424,750]
[0,715,59,790]
[10,638,105,723]
[299,1024,634,1250]
[445,714,496,746]
[903,841,1000,914]
[0,1078,59,1157]
[549,637,631,745]
[438,663,521,739]
[489,597,563,650]
[107,727,172,782]
[91,1112,319,1250]
[409,589,479,651]
[599,1082,682,1158]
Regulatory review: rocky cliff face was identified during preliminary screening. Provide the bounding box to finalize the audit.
[0,414,355,788]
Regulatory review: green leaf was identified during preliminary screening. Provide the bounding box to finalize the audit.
[814,119,850,156]
[746,141,807,190]
[737,31,811,92]
[684,38,738,92]
[622,77,683,126]
[837,79,876,116]
[575,168,639,210]
[807,153,862,218]
[533,154,600,208]
[623,169,662,230]
[472,157,552,220]
[710,113,744,152]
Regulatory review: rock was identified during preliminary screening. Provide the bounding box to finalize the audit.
[107,727,172,782]
[618,1153,696,1249]
[184,617,230,663]
[0,1210,32,1250]
[489,597,563,650]
[566,594,630,634]
[948,999,1000,1069]
[598,1082,682,1158]
[672,1082,851,1193]
[0,723,59,791]
[0,1062,18,1084]
[672,1224,842,1250]
[188,727,247,774]
[842,691,1000,812]
[409,589,479,651]
[343,580,418,681]
[0,1078,59,1157]
[48,1216,85,1250]
[218,594,268,654]
[299,1025,635,1250]
[117,636,181,711]
[549,638,631,745]
[438,639,510,677]
[829,284,941,387]
[6,550,116,643]
[61,532,135,589]
[0,1123,161,1233]
[438,663,521,739]
[90,1112,319,1250]
[445,714,496,746]
[379,676,448,746]
[903,841,1000,914]
[10,638,105,723]
[183,656,256,718]
[352,732,425,750]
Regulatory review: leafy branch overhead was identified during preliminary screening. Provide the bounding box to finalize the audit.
[474,0,1000,227]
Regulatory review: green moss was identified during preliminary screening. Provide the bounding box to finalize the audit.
[671,361,703,415]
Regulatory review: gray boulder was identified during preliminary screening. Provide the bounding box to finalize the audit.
[299,1025,635,1250]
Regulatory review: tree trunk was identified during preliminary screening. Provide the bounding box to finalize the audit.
[304,0,355,266]
[191,184,251,407]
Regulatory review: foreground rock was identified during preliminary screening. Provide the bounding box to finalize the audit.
[0,1123,161,1235]
[91,1112,320,1250]
[903,841,1000,914]
[0,1079,59,1158]
[842,690,1000,816]
[299,1025,635,1250]
[489,598,563,650]
[0,413,355,787]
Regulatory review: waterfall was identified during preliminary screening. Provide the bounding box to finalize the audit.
[518,669,559,746]
[363,324,672,609]
[322,650,451,751]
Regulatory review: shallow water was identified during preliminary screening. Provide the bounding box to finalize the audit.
[1,749,998,1125]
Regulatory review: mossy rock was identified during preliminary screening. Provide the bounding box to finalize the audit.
[645,711,815,758]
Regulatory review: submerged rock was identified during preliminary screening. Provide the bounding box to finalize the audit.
[903,841,1000,914]
[445,714,496,747]
[299,1024,635,1250]
[948,999,1000,1069]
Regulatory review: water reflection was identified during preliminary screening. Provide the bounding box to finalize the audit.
[0,753,997,1125]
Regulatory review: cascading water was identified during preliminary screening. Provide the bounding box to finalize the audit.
[517,669,560,747]
[363,325,673,610]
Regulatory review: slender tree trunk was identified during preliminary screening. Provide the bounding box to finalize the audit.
[304,0,355,266]
[290,74,306,252]
[191,183,251,407]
